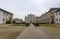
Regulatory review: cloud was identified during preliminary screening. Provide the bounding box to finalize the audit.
[0,0,60,20]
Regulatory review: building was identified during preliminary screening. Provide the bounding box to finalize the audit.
[25,14,37,23]
[25,8,60,24]
[0,8,13,24]
[39,8,60,24]
[13,18,23,23]
[36,17,40,23]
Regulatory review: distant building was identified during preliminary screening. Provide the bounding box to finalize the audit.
[0,8,13,24]
[39,8,60,24]
[36,17,40,23]
[13,18,23,23]
[25,14,37,23]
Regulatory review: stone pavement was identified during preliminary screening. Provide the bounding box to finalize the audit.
[16,24,51,39]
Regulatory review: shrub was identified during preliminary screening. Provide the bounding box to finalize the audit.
[6,20,11,24]
[11,22,30,26]
[33,23,39,26]
[12,20,16,24]
[26,23,30,26]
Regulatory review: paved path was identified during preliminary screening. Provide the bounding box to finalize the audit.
[16,24,51,39]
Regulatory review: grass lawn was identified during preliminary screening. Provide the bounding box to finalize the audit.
[11,24,26,26]
[39,24,60,39]
[39,24,60,28]
[0,25,26,39]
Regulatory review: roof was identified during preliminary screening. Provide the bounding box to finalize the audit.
[40,8,60,18]
[48,8,60,12]
[0,8,13,15]
[36,17,40,18]
[40,12,48,18]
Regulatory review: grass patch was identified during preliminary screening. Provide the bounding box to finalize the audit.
[6,31,21,39]
[39,24,59,28]
[0,26,26,39]
[11,24,26,26]
[0,26,26,29]
[0,31,22,39]
[11,23,30,26]
[38,25,60,39]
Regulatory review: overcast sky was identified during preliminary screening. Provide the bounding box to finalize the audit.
[0,0,60,20]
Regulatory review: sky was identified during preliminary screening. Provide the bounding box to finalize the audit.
[0,0,60,20]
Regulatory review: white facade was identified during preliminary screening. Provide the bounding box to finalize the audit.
[54,11,60,24]
[39,8,60,24]
[0,10,4,24]
[0,9,13,24]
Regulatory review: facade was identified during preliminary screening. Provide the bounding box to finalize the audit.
[25,14,37,23]
[0,8,13,24]
[39,8,60,24]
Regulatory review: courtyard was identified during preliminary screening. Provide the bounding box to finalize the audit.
[0,24,60,39]
[0,24,26,39]
[39,24,60,39]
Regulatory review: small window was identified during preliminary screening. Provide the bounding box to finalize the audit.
[56,18,58,22]
[4,12,5,15]
[59,18,60,21]
[56,13,57,15]
[3,18,4,21]
[7,13,8,15]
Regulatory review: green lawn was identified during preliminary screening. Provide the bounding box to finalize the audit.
[39,24,59,28]
[11,24,26,26]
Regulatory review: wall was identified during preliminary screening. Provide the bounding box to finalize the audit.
[54,11,60,24]
[0,10,4,24]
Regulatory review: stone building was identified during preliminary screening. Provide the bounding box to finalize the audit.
[0,8,13,24]
[25,14,37,23]
[39,8,60,24]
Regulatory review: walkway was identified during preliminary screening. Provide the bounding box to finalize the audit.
[16,24,51,39]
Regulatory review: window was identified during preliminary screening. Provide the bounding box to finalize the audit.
[56,18,58,22]
[4,13,5,15]
[59,18,60,21]
[5,13,8,15]
[56,13,57,15]
[3,18,4,21]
